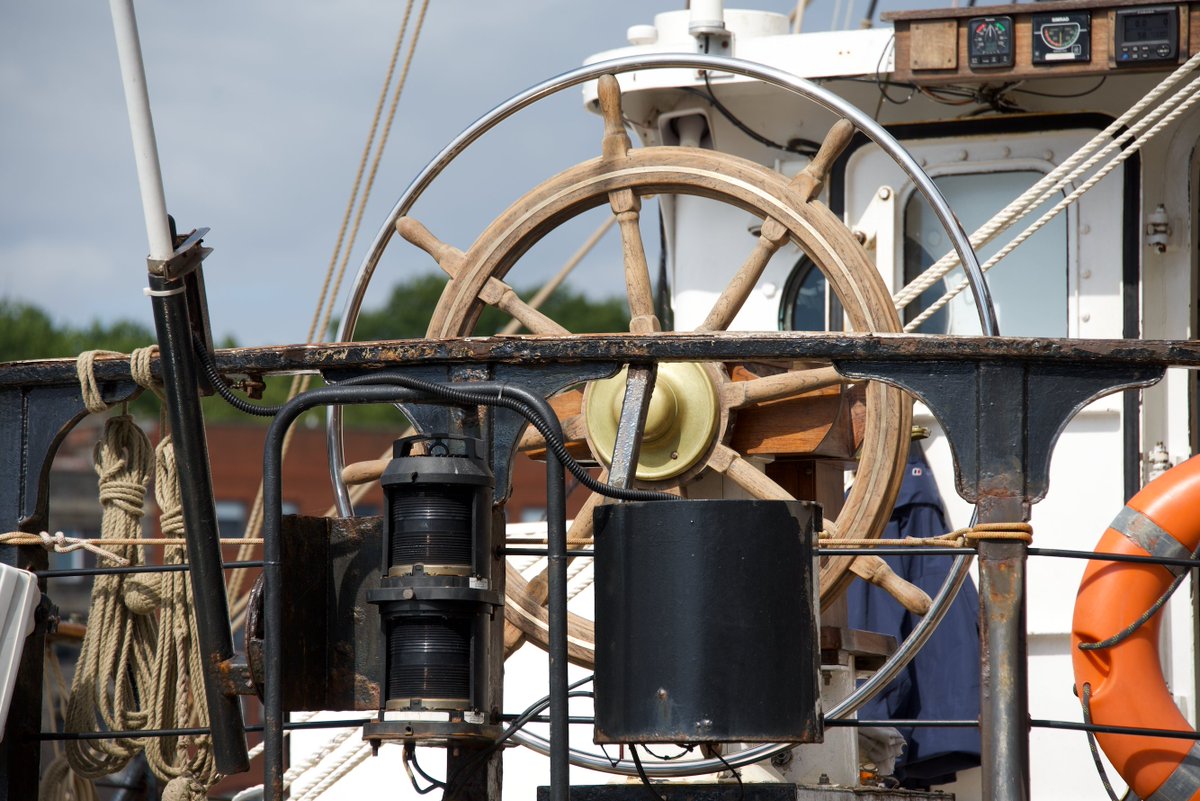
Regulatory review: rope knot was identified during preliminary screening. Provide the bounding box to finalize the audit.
[129,345,164,399]
[75,349,127,415]
[35,530,131,567]
[962,522,1033,545]
[162,775,209,801]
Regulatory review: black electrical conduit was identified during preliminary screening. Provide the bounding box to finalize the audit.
[193,332,284,417]
[195,331,675,503]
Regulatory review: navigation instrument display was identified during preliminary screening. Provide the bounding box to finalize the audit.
[1032,11,1091,64]
[968,16,1014,69]
[1114,7,1179,64]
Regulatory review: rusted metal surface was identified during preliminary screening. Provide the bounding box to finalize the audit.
[246,515,383,711]
[977,532,1029,801]
[534,785,954,801]
[607,363,656,489]
[6,333,1200,390]
[1,330,1191,797]
[830,355,1162,801]
[216,658,257,697]
[835,359,1163,505]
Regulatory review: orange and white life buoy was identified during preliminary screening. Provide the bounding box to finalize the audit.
[1072,455,1200,801]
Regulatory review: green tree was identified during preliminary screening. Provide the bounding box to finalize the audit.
[353,272,629,339]
[342,273,629,429]
[0,274,630,433]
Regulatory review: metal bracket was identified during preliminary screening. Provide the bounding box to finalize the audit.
[834,356,1164,801]
[608,363,657,489]
[834,358,1164,510]
[146,227,212,280]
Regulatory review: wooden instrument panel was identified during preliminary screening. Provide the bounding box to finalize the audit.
[884,0,1196,84]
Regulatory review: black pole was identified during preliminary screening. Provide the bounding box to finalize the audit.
[146,272,248,774]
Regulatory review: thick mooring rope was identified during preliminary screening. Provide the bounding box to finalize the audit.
[64,414,158,778]
[141,436,219,796]
[50,350,219,799]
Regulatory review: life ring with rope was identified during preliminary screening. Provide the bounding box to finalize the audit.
[1072,455,1200,801]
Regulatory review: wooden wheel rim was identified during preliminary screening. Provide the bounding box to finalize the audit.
[425,146,910,667]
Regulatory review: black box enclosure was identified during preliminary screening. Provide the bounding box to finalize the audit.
[593,499,822,744]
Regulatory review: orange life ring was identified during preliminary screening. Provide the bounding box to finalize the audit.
[1072,455,1200,801]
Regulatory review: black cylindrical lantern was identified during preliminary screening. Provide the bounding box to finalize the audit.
[593,499,822,744]
[368,435,498,716]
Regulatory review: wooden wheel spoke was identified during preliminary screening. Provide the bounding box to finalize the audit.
[398,216,567,335]
[791,119,856,202]
[522,486,604,605]
[708,444,792,501]
[517,413,588,454]
[597,74,631,161]
[596,74,659,334]
[610,189,660,334]
[396,215,464,270]
[485,285,569,336]
[721,365,849,408]
[699,216,789,332]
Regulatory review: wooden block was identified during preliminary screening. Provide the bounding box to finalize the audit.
[910,20,959,70]
[729,383,865,459]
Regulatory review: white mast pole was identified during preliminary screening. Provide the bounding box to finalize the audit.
[108,0,174,262]
[689,0,726,36]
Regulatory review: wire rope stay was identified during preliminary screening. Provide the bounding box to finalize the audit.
[324,53,998,778]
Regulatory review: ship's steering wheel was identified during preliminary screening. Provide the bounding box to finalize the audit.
[327,54,997,777]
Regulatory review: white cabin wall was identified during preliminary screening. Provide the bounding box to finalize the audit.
[599,20,1200,800]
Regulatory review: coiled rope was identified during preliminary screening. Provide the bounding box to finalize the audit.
[63,411,158,779]
[47,349,220,800]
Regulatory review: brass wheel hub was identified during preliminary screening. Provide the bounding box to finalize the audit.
[583,362,720,482]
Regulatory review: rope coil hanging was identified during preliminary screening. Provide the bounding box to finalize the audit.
[64,412,158,779]
[49,349,220,799]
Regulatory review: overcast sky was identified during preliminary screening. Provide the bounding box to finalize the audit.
[2,1,876,347]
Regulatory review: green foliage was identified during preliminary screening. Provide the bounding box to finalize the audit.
[0,299,159,361]
[353,272,629,339]
[0,272,627,433]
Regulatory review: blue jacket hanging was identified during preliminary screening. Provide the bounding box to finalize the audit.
[846,440,982,789]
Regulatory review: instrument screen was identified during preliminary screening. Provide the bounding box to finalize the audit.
[1032,11,1091,64]
[1114,6,1179,64]
[968,16,1014,69]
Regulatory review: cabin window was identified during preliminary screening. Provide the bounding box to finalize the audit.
[780,256,827,331]
[902,171,1068,337]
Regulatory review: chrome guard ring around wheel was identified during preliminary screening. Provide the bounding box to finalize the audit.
[325,52,998,778]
